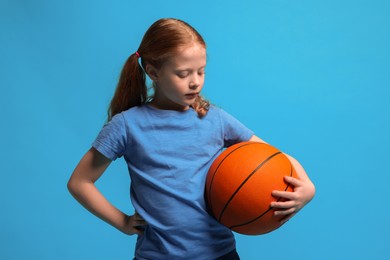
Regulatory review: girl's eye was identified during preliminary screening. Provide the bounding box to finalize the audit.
[198,70,205,76]
[177,72,189,78]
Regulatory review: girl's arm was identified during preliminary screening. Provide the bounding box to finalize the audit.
[249,135,316,223]
[67,147,146,235]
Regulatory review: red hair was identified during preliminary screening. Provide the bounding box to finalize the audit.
[108,18,209,121]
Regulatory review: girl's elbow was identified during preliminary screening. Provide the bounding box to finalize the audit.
[307,181,316,201]
[67,174,95,197]
[312,182,316,196]
[67,176,82,197]
[67,177,77,195]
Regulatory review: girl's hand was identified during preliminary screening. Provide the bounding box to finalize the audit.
[121,212,147,236]
[270,176,315,224]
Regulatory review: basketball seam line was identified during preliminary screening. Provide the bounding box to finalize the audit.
[217,151,282,222]
[229,164,294,231]
[207,142,256,216]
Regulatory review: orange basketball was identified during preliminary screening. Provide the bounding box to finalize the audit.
[205,141,298,235]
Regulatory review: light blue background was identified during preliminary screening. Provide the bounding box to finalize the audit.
[1,0,389,259]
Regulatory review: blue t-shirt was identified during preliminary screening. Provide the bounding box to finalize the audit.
[92,104,253,260]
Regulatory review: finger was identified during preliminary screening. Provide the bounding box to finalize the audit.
[134,220,147,226]
[133,227,144,236]
[271,200,296,209]
[272,190,295,200]
[134,215,145,221]
[274,207,295,216]
[133,212,145,221]
[280,213,296,224]
[284,176,303,186]
[133,224,146,235]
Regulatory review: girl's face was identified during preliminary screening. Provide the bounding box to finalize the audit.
[148,43,206,111]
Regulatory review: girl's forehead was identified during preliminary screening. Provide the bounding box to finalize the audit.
[167,43,206,68]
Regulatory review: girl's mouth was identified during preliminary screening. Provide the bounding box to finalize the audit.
[185,93,199,99]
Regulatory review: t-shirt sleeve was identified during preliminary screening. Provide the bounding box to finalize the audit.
[218,108,254,147]
[91,113,128,161]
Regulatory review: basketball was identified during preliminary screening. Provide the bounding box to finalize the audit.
[205,141,298,235]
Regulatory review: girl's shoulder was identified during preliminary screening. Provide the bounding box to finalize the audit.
[118,105,152,121]
[207,104,223,114]
[207,105,231,118]
[105,106,148,129]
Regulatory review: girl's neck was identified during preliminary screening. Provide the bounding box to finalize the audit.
[149,98,190,111]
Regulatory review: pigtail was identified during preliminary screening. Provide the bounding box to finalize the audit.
[107,53,146,121]
[191,95,210,118]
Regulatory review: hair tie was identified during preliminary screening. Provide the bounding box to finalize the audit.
[135,51,141,58]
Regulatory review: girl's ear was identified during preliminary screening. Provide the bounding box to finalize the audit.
[145,64,159,82]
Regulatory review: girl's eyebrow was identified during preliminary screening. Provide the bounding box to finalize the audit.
[175,65,206,71]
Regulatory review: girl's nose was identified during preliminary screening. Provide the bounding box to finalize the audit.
[190,75,201,89]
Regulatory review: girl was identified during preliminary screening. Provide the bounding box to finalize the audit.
[68,18,315,260]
